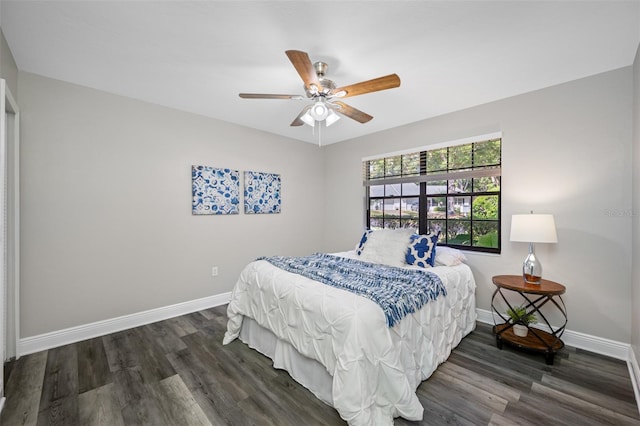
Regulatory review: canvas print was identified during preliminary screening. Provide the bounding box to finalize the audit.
[192,166,240,215]
[244,171,281,214]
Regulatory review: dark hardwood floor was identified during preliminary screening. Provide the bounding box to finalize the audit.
[2,305,639,425]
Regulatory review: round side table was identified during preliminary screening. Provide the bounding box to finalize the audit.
[491,275,567,365]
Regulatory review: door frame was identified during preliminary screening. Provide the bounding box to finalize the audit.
[0,79,20,408]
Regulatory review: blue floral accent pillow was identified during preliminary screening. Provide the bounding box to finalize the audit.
[356,230,373,255]
[405,232,440,268]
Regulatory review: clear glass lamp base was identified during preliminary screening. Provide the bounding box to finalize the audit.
[523,243,542,284]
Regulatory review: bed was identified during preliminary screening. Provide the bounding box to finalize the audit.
[223,229,477,425]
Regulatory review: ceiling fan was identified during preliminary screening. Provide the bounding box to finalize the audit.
[239,50,401,128]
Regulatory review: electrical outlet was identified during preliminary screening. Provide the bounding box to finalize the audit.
[211,266,219,277]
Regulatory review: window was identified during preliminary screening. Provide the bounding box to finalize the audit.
[364,137,501,253]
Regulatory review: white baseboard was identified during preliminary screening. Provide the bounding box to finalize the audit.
[476,308,630,360]
[18,292,232,356]
[629,347,640,416]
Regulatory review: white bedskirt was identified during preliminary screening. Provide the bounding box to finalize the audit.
[240,316,335,405]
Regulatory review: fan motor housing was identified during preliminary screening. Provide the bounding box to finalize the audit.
[305,61,336,97]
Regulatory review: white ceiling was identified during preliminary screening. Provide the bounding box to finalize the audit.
[2,1,640,145]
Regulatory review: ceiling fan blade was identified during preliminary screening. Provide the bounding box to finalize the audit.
[291,105,312,126]
[239,93,304,100]
[331,74,401,99]
[332,101,373,123]
[285,50,323,93]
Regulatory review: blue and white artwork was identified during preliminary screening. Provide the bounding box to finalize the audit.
[192,166,240,215]
[244,171,281,214]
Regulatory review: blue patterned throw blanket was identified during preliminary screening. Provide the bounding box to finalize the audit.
[258,253,446,327]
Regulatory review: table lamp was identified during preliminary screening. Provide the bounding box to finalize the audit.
[510,212,558,284]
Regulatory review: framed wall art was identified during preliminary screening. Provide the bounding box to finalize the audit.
[244,171,281,214]
[192,165,240,215]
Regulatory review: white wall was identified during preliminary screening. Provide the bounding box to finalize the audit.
[0,27,17,98]
[323,67,633,343]
[18,71,324,338]
[632,44,640,365]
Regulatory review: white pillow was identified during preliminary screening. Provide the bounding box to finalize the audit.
[358,228,415,267]
[434,246,467,266]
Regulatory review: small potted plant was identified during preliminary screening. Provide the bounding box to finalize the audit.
[506,305,537,337]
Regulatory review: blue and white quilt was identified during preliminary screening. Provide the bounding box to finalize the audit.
[258,253,446,327]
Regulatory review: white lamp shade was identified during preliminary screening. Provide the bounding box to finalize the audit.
[325,109,340,126]
[310,101,329,121]
[510,214,558,243]
[300,111,315,127]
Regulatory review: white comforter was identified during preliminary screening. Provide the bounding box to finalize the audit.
[223,254,477,425]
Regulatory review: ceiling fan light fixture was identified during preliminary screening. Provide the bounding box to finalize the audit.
[325,109,341,127]
[300,111,315,127]
[310,101,329,121]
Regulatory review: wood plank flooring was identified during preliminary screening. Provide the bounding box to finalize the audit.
[2,305,639,425]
